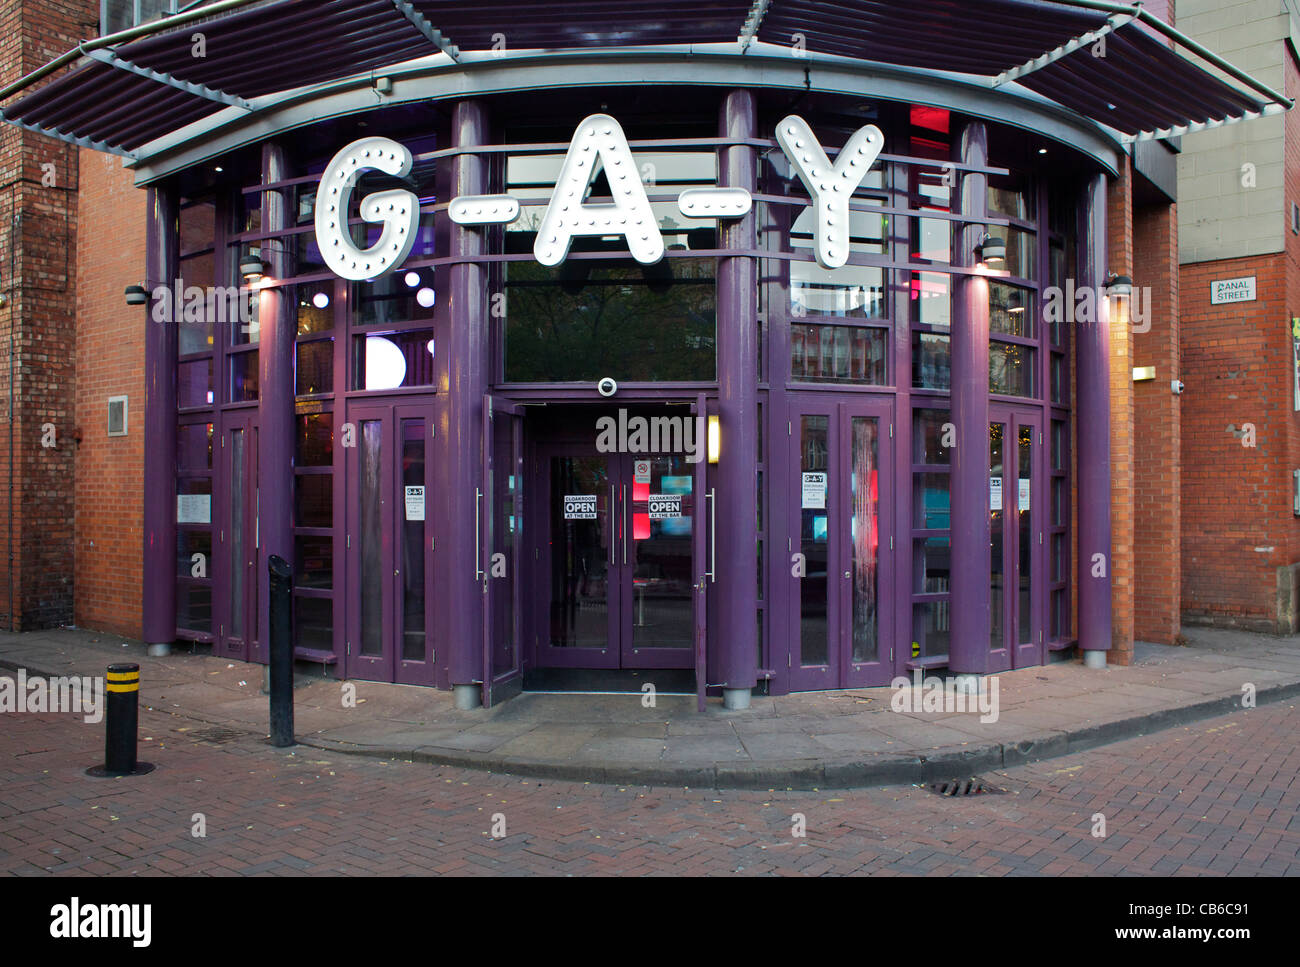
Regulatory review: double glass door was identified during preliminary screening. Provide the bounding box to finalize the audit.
[344,403,434,684]
[540,446,699,669]
[989,405,1044,670]
[789,398,894,689]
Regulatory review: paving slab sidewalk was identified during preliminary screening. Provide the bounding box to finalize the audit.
[1,626,1298,789]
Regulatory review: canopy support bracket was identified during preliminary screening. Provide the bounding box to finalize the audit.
[390,0,460,62]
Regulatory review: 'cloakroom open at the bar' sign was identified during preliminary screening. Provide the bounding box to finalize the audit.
[313,114,884,280]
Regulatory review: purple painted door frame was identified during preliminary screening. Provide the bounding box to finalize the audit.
[214,410,259,661]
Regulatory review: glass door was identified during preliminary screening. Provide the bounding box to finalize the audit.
[216,411,258,662]
[788,397,894,690]
[483,395,524,705]
[989,406,1044,672]
[344,402,433,684]
[539,445,619,669]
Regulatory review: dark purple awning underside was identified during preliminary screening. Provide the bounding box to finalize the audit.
[0,0,1277,154]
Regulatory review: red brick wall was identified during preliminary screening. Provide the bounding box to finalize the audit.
[1132,201,1181,643]
[74,149,145,637]
[1108,158,1136,664]
[0,0,96,630]
[1179,252,1286,627]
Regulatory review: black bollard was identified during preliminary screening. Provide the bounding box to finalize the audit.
[268,553,295,747]
[86,663,154,777]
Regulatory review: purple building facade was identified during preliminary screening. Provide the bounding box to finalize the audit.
[2,1,1285,709]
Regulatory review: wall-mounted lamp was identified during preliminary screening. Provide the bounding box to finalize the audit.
[1106,272,1133,298]
[976,233,1005,267]
[1132,366,1155,382]
[707,414,721,464]
[124,284,148,306]
[239,253,265,282]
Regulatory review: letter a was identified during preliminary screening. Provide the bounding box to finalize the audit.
[533,115,663,266]
[775,116,883,268]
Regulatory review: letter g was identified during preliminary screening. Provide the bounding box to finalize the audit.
[315,137,420,281]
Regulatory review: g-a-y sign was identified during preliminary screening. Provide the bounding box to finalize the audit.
[314,114,883,279]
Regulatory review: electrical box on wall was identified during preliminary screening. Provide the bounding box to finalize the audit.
[107,395,128,437]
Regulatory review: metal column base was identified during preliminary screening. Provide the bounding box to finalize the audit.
[146,643,171,657]
[1083,649,1108,669]
[953,673,981,696]
[453,684,482,710]
[723,687,751,711]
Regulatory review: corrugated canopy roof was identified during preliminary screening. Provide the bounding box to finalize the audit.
[0,0,1287,158]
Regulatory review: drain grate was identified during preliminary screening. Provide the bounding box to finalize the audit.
[187,727,248,745]
[927,777,1005,797]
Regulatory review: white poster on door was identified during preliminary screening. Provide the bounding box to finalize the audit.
[404,485,425,521]
[563,495,597,519]
[648,494,681,519]
[990,477,1003,511]
[633,459,651,483]
[177,493,211,524]
[1018,478,1030,512]
[801,472,827,509]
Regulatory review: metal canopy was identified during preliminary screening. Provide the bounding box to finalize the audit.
[0,0,1288,160]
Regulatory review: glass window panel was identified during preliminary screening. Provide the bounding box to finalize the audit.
[352,262,436,327]
[359,420,383,657]
[401,419,427,662]
[351,329,435,391]
[294,596,333,652]
[504,259,715,382]
[1052,420,1067,470]
[989,341,1035,397]
[990,422,1005,649]
[176,530,211,578]
[988,183,1033,221]
[296,413,333,466]
[297,281,334,335]
[176,583,212,634]
[990,282,1035,339]
[1017,425,1033,646]
[800,415,830,667]
[912,408,952,465]
[911,600,950,659]
[228,349,259,403]
[913,472,951,529]
[850,417,879,663]
[790,260,885,319]
[1002,226,1037,279]
[912,332,951,390]
[1052,532,1066,583]
[229,428,246,638]
[911,272,950,328]
[177,422,213,470]
[179,201,215,256]
[790,324,886,383]
[1052,588,1069,639]
[295,535,332,590]
[296,338,334,397]
[1052,477,1066,527]
[234,190,261,236]
[294,474,332,528]
[914,535,951,594]
[1050,353,1064,403]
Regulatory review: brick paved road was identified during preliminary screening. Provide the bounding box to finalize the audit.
[1,701,1297,875]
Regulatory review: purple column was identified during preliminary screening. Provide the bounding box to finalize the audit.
[142,186,178,653]
[948,121,991,675]
[433,100,489,707]
[257,141,294,663]
[716,90,759,708]
[1077,173,1112,662]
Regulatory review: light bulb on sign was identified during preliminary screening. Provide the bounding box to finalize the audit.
[312,291,330,309]
[365,336,407,390]
[416,287,435,308]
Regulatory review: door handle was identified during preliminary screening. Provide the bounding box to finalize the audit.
[474,488,484,579]
[705,488,716,583]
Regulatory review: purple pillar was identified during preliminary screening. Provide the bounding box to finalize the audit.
[433,100,489,706]
[142,186,178,651]
[716,90,759,707]
[948,121,991,675]
[257,141,294,664]
[1077,173,1112,661]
